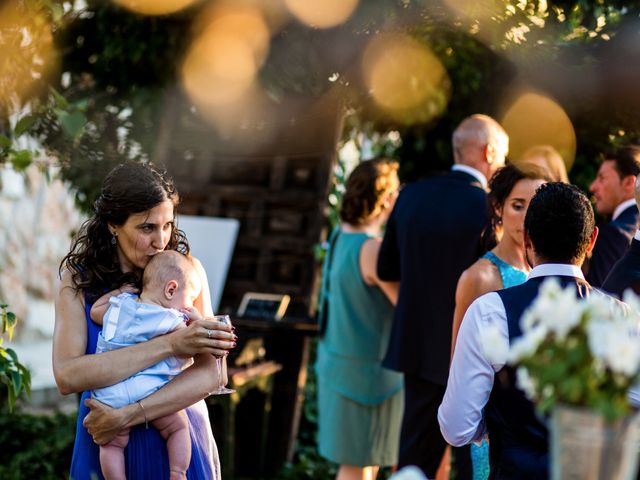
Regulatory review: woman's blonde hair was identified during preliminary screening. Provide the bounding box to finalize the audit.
[519,145,569,183]
[340,158,399,226]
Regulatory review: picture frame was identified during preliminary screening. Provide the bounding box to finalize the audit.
[237,292,291,321]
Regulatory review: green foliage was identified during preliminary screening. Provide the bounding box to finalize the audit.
[0,111,38,171]
[19,0,640,208]
[37,90,146,212]
[0,409,76,479]
[0,304,31,412]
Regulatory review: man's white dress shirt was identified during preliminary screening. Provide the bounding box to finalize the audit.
[437,264,585,447]
[612,198,637,221]
[451,164,488,190]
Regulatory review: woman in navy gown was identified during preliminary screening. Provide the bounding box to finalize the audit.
[53,162,236,479]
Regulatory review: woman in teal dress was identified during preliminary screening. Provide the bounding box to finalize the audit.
[316,158,403,480]
[451,163,550,480]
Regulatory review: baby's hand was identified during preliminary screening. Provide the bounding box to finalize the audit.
[182,306,203,325]
[116,284,139,296]
[98,284,139,303]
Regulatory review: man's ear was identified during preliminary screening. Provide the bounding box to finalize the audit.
[622,175,637,196]
[523,229,534,269]
[586,226,599,256]
[164,280,178,299]
[523,229,532,251]
[483,143,493,165]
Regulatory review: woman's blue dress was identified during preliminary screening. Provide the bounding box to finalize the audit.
[472,251,527,480]
[69,299,221,480]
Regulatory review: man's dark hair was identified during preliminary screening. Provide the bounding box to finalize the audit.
[605,145,640,178]
[524,182,595,264]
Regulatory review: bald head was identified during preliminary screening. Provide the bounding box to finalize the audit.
[452,114,509,179]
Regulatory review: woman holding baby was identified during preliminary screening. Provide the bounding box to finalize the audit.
[53,162,235,479]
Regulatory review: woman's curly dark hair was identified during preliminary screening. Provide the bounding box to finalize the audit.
[59,162,189,303]
[339,158,399,226]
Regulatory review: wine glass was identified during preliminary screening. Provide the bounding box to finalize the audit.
[210,314,235,395]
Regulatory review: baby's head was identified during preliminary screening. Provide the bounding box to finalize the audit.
[142,251,201,310]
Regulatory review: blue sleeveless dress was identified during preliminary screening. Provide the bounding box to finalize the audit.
[70,298,221,480]
[471,251,527,480]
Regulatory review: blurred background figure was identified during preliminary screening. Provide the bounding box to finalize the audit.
[378,114,509,480]
[585,145,640,287]
[451,164,548,480]
[315,158,403,480]
[518,145,569,183]
[602,162,640,297]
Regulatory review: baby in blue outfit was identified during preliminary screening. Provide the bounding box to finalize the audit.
[90,250,202,480]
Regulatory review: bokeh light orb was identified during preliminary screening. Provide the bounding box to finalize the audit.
[182,29,257,106]
[284,0,359,29]
[201,7,271,67]
[181,6,270,108]
[362,34,450,124]
[0,2,57,107]
[113,0,199,16]
[500,91,577,173]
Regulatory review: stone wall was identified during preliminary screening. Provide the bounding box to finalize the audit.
[0,164,83,341]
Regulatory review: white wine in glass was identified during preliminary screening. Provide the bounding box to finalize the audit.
[210,314,235,395]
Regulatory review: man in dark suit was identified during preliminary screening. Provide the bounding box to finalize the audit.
[439,183,601,479]
[586,146,640,287]
[377,114,509,479]
[602,176,640,297]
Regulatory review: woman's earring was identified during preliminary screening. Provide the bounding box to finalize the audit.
[111,231,117,245]
[496,217,503,226]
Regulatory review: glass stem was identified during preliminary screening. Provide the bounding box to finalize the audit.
[216,357,223,390]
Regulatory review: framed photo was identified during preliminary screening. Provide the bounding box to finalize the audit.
[237,292,291,321]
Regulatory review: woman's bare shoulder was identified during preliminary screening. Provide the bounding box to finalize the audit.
[458,258,502,297]
[56,267,80,296]
[188,255,209,281]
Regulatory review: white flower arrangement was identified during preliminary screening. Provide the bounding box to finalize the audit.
[483,278,640,421]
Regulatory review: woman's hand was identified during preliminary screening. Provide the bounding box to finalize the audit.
[169,308,236,358]
[83,398,133,445]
